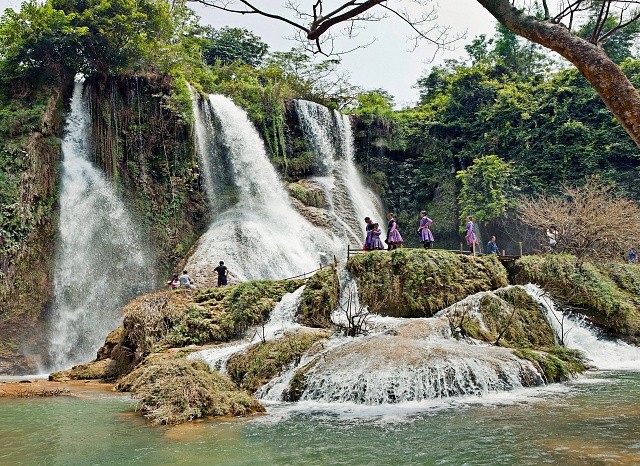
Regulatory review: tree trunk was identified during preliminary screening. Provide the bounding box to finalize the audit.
[477,0,640,148]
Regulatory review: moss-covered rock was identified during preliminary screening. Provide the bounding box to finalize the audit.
[86,75,206,273]
[298,267,339,328]
[514,347,587,383]
[226,330,329,392]
[474,288,555,349]
[287,181,326,208]
[0,80,67,374]
[118,279,304,364]
[49,359,121,382]
[514,254,640,341]
[346,249,508,317]
[116,358,264,425]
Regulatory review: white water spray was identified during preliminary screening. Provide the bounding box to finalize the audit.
[524,284,640,370]
[48,80,155,370]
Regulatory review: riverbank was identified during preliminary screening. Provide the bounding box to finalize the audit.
[0,377,115,398]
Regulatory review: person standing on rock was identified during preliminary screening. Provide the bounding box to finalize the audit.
[465,216,479,254]
[363,217,375,251]
[418,211,434,249]
[386,213,404,250]
[370,223,385,250]
[214,261,229,287]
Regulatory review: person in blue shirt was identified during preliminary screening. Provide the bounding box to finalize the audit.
[486,236,499,255]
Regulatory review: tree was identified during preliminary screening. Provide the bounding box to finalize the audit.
[0,0,85,80]
[0,0,196,79]
[351,89,395,121]
[517,178,640,266]
[190,0,640,147]
[456,155,515,233]
[202,27,268,67]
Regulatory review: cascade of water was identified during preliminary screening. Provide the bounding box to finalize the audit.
[186,94,341,284]
[297,323,544,404]
[294,100,386,246]
[48,80,155,370]
[189,286,306,371]
[523,284,640,370]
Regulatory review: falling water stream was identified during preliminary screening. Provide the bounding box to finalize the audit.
[47,80,155,370]
[186,94,343,284]
[294,100,386,244]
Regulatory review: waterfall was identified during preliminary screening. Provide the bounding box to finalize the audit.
[186,93,342,284]
[296,318,544,404]
[47,80,155,370]
[294,100,386,246]
[523,284,640,370]
[189,286,306,371]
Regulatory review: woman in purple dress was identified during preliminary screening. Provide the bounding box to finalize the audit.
[370,223,385,250]
[418,210,434,249]
[386,212,404,250]
[363,216,375,250]
[465,216,479,252]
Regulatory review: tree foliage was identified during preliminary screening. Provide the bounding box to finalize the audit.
[456,155,515,226]
[202,27,269,67]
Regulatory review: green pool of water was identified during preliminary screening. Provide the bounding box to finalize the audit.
[2,371,639,465]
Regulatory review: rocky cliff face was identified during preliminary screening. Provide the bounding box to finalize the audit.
[0,79,68,374]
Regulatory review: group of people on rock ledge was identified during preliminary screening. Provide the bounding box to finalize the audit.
[166,261,230,290]
[362,213,502,255]
[363,211,437,251]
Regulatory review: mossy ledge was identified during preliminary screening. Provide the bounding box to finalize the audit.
[226,330,329,392]
[51,279,304,383]
[346,249,508,317]
[297,267,340,328]
[513,254,640,343]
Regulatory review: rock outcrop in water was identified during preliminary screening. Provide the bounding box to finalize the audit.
[51,253,594,424]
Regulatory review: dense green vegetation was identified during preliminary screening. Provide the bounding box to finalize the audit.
[351,26,640,249]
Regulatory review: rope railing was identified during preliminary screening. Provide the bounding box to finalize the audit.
[347,243,524,259]
[282,266,325,281]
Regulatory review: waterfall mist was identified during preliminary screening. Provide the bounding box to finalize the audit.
[47,81,156,371]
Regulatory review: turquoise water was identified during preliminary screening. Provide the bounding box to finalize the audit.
[2,372,639,465]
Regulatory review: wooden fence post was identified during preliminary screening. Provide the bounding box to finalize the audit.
[519,242,523,257]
